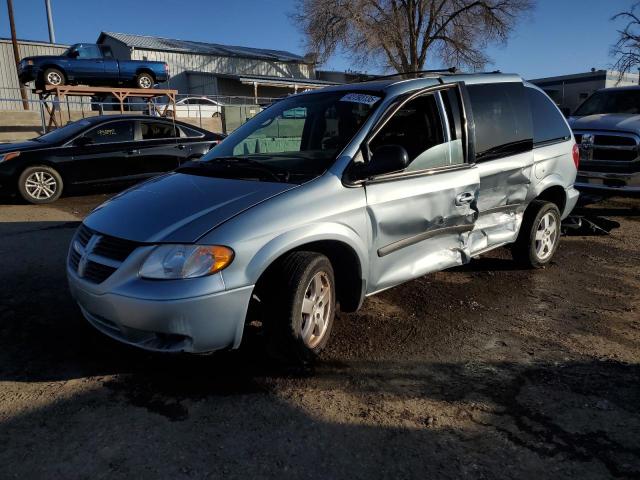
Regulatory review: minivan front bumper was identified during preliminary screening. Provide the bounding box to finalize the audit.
[67,268,253,353]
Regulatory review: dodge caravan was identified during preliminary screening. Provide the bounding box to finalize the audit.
[67,73,580,361]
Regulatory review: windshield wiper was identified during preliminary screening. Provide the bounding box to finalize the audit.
[177,157,286,182]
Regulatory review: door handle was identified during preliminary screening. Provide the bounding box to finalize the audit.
[455,192,474,206]
[126,149,140,155]
[176,144,186,150]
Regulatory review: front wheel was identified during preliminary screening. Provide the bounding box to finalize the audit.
[511,201,561,268]
[18,165,63,204]
[135,72,154,89]
[43,68,65,87]
[264,252,336,363]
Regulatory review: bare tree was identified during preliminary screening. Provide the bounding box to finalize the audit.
[612,2,640,76]
[292,0,533,73]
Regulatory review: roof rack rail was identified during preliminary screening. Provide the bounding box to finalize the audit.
[348,67,457,83]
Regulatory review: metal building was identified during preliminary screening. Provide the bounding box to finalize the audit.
[530,69,640,115]
[97,32,334,100]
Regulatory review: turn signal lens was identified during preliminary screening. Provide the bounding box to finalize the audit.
[140,244,234,280]
[0,151,20,162]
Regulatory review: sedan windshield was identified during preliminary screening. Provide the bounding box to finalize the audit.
[574,90,640,116]
[192,90,383,183]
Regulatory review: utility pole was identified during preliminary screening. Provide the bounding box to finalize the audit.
[45,0,55,44]
[7,0,30,110]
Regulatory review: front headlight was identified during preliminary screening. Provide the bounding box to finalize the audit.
[139,244,234,280]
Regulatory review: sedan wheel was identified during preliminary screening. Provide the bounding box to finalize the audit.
[18,166,63,204]
[25,171,57,200]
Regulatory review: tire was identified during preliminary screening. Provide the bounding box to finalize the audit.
[135,72,154,89]
[18,166,63,204]
[511,200,561,268]
[263,251,336,363]
[43,67,65,87]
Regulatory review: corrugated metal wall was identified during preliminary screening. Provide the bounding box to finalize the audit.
[0,39,68,110]
[130,49,314,88]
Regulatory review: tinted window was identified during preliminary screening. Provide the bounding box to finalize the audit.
[141,121,178,140]
[370,92,464,172]
[573,89,640,115]
[84,121,134,144]
[467,83,533,161]
[179,125,204,138]
[100,46,113,58]
[76,45,102,59]
[526,88,571,145]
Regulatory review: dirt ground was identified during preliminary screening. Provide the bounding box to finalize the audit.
[0,193,639,479]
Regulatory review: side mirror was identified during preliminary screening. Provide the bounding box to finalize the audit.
[364,144,410,177]
[73,136,94,147]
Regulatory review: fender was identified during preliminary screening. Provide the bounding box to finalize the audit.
[242,221,370,289]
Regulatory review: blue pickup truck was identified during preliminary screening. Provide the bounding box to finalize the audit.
[18,43,169,90]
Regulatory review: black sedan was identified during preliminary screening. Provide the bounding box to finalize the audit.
[0,115,224,204]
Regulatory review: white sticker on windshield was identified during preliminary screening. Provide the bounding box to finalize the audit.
[340,93,381,106]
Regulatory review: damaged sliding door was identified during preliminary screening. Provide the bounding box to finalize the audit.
[465,81,535,252]
[363,86,480,294]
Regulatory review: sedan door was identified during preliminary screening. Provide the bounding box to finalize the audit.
[134,120,182,176]
[363,86,480,293]
[66,120,136,184]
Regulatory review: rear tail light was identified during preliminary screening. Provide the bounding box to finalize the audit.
[572,143,580,169]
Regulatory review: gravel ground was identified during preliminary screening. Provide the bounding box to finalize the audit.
[0,193,639,479]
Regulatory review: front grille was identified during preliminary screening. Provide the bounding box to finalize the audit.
[93,235,139,262]
[575,131,640,163]
[83,261,118,284]
[69,224,141,284]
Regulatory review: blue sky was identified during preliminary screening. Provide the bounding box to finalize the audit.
[0,0,632,79]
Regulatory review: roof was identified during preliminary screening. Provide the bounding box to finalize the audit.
[98,32,307,64]
[211,72,338,88]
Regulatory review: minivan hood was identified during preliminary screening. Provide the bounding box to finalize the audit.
[84,172,297,243]
[569,113,640,133]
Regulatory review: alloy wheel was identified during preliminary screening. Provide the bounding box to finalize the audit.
[25,171,57,200]
[534,212,558,261]
[300,271,332,348]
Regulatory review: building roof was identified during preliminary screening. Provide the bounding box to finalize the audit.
[213,73,338,88]
[98,32,307,64]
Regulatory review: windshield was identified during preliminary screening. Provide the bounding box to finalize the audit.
[574,90,640,116]
[192,90,383,183]
[35,120,92,143]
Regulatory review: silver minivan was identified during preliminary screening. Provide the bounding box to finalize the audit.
[67,73,580,361]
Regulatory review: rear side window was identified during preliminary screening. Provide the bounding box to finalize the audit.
[527,88,571,145]
[467,83,533,161]
[140,121,178,140]
[179,125,205,138]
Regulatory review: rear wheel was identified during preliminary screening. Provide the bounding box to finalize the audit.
[43,68,65,87]
[511,201,561,268]
[135,72,154,89]
[18,165,63,204]
[264,252,336,363]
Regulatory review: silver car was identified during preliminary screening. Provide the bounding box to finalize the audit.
[67,73,579,361]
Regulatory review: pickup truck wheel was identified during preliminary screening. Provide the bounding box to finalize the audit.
[43,68,65,87]
[18,166,63,204]
[264,251,336,363]
[136,73,154,89]
[511,201,561,268]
